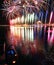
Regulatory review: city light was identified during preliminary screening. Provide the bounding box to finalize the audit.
[12,60,16,64]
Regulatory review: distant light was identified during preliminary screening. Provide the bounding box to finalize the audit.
[19,1,21,4]
[37,21,42,27]
[35,1,38,5]
[13,61,16,64]
[37,21,42,24]
[23,5,25,7]
[15,54,17,56]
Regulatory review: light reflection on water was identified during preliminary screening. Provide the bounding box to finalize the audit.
[8,26,44,55]
[6,26,54,55]
[10,26,43,42]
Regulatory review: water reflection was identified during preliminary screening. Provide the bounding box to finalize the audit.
[10,26,34,42]
[6,23,54,55]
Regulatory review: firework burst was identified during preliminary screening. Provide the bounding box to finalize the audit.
[2,0,48,19]
[2,0,22,19]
